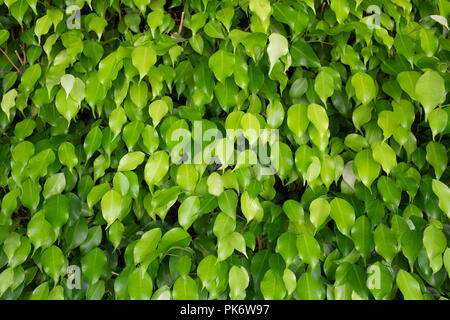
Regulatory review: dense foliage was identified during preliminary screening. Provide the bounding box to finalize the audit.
[0,0,449,300]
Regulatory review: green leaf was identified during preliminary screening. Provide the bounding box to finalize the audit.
[276,232,297,266]
[249,0,272,31]
[200,158,222,189]
[216,7,234,32]
[267,33,288,73]
[309,197,330,232]
[296,233,321,267]
[58,142,78,170]
[101,190,122,228]
[134,228,162,266]
[82,247,107,284]
[0,29,10,46]
[84,126,103,161]
[157,228,191,253]
[307,103,328,133]
[118,151,145,171]
[444,249,450,278]
[426,141,447,179]
[141,125,159,154]
[27,211,56,250]
[40,246,65,284]
[394,34,415,62]
[178,196,201,230]
[367,262,393,299]
[30,282,50,300]
[88,15,107,40]
[428,108,448,140]
[176,164,199,192]
[296,272,325,300]
[241,191,264,223]
[1,89,17,120]
[43,194,70,228]
[396,269,423,300]
[314,70,334,105]
[420,28,438,56]
[128,267,153,300]
[266,99,285,129]
[148,99,168,127]
[204,20,225,39]
[271,142,294,180]
[423,224,447,274]
[374,224,399,264]
[218,190,238,220]
[290,41,320,68]
[377,111,398,141]
[228,266,249,300]
[350,216,374,259]
[397,71,420,100]
[330,0,349,23]
[43,173,66,199]
[132,46,157,81]
[415,70,446,120]
[351,72,376,105]
[260,269,286,300]
[371,141,396,175]
[0,268,14,296]
[287,103,309,141]
[329,198,355,236]
[144,151,169,187]
[218,232,247,261]
[65,217,89,252]
[172,275,198,300]
[432,179,450,219]
[208,50,235,83]
[14,118,35,140]
[213,212,235,240]
[150,186,180,221]
[109,107,128,139]
[354,149,381,188]
[377,176,401,209]
[401,230,422,271]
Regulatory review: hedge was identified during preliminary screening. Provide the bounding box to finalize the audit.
[0,0,449,300]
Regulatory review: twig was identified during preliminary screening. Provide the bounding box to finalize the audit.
[0,47,22,74]
[178,11,184,34]
[321,2,327,15]
[182,188,203,197]
[408,19,423,35]
[235,0,249,11]
[240,223,251,233]
[14,50,24,65]
[21,43,26,64]
[256,236,263,251]
[306,39,335,45]
[102,10,108,38]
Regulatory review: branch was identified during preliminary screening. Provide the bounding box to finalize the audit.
[178,11,184,34]
[0,47,22,74]
[14,50,24,65]
[21,43,26,65]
